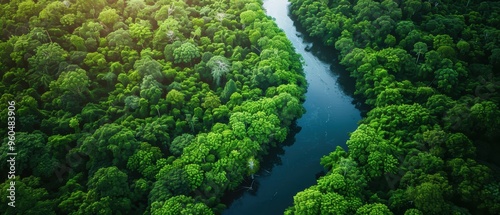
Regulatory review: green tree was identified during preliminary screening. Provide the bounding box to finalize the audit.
[28,43,68,88]
[434,68,458,93]
[151,195,214,215]
[202,92,221,110]
[39,1,67,25]
[456,40,470,54]
[289,187,323,215]
[140,75,163,104]
[173,42,200,64]
[52,68,90,97]
[134,56,163,80]
[166,89,185,109]
[169,134,195,156]
[0,176,54,214]
[413,42,428,63]
[70,35,87,51]
[83,52,107,74]
[98,8,120,27]
[127,143,162,179]
[240,10,257,26]
[221,79,238,102]
[129,19,153,47]
[87,166,129,198]
[356,203,393,215]
[0,132,49,176]
[81,166,131,214]
[207,56,231,86]
[81,123,139,169]
[107,29,134,49]
[406,182,450,214]
[433,34,454,50]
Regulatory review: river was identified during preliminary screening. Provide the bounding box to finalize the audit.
[222,0,362,214]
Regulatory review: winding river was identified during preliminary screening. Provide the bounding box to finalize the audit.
[222,0,362,214]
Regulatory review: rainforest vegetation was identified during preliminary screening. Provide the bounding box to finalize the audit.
[0,0,307,214]
[286,0,500,214]
[2,0,500,214]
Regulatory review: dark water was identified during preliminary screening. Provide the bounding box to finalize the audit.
[222,0,361,214]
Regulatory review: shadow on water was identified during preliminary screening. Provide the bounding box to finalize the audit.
[291,19,371,115]
[220,121,302,203]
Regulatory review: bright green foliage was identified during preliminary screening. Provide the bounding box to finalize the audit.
[173,42,200,64]
[433,34,454,50]
[240,10,257,26]
[151,195,214,215]
[356,203,393,215]
[202,92,221,109]
[127,143,163,179]
[130,20,153,47]
[38,1,66,25]
[84,52,107,73]
[184,164,204,190]
[2,0,492,213]
[0,0,309,213]
[289,187,323,214]
[166,89,185,108]
[98,8,119,27]
[319,192,350,214]
[70,35,87,51]
[52,68,90,97]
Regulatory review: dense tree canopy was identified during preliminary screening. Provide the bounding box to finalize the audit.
[2,0,499,214]
[287,0,500,214]
[0,0,306,214]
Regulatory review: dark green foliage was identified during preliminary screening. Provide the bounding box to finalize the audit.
[288,0,500,214]
[221,79,237,102]
[170,134,195,157]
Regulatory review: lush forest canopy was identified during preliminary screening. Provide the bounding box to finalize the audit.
[287,0,500,214]
[0,0,307,214]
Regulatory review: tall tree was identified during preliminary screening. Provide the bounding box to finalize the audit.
[207,56,231,86]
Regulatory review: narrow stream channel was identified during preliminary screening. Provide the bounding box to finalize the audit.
[222,0,362,214]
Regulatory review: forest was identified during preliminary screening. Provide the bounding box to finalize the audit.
[286,0,500,214]
[0,0,308,214]
[1,0,500,214]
